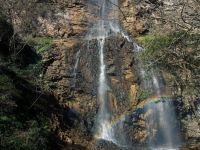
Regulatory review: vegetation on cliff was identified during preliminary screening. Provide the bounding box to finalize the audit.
[137,32,200,95]
[0,14,60,149]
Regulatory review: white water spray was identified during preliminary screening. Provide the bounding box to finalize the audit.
[137,64,182,149]
[148,73,181,149]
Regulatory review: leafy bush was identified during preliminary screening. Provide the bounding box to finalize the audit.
[8,62,43,80]
[0,72,53,150]
[1,118,52,150]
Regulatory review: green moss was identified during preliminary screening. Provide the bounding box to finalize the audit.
[137,34,173,60]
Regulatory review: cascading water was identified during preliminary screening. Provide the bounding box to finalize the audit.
[88,0,120,144]
[97,37,116,142]
[88,0,132,146]
[72,49,81,87]
[146,73,182,149]
[136,58,182,149]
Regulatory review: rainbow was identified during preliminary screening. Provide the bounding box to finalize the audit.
[95,94,174,139]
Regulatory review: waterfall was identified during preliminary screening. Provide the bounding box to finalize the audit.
[72,49,81,87]
[87,0,132,146]
[97,37,115,142]
[86,0,181,148]
[87,0,119,144]
[136,61,182,149]
[146,73,182,149]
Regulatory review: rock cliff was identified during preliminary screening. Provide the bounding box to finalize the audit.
[40,0,200,149]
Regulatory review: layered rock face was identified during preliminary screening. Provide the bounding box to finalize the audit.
[12,0,148,38]
[42,33,144,147]
[39,0,148,147]
[13,0,89,38]
[119,0,148,36]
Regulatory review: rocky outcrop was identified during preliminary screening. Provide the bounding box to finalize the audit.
[12,0,89,38]
[11,0,148,39]
[119,0,148,37]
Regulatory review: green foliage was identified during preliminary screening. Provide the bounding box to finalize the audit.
[0,15,55,148]
[137,88,151,101]
[9,62,43,80]
[1,118,51,150]
[0,75,13,91]
[0,66,52,150]
[0,72,52,150]
[136,31,200,94]
[26,37,54,54]
[136,31,200,63]
[136,33,174,63]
